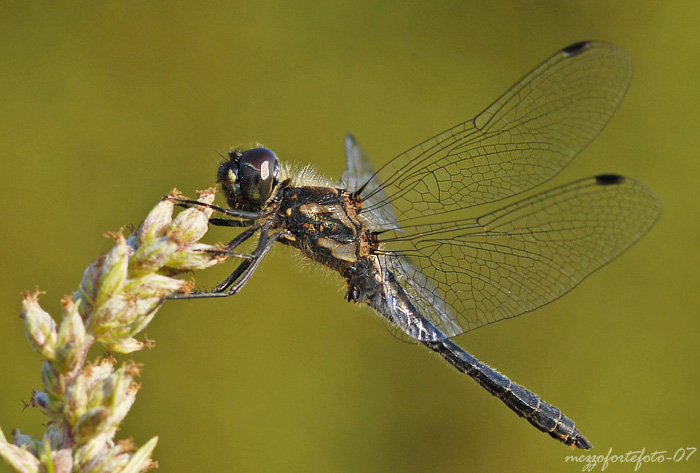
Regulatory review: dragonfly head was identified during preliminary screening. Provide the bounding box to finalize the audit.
[218,147,280,209]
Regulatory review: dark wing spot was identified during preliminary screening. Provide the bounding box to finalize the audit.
[562,41,591,57]
[595,174,625,185]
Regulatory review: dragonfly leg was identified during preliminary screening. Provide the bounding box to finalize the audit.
[166,222,280,300]
[168,196,269,221]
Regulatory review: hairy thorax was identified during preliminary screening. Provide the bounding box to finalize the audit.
[276,186,375,278]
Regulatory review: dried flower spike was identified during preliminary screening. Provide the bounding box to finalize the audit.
[1,188,228,473]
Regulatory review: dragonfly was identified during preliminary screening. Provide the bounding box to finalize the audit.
[168,41,661,449]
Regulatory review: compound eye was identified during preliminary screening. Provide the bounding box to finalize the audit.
[217,156,239,193]
[238,148,279,205]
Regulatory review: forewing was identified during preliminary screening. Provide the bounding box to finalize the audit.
[340,134,375,192]
[360,42,634,222]
[340,134,401,231]
[377,175,661,339]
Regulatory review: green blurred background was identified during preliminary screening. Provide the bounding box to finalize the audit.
[1,1,698,472]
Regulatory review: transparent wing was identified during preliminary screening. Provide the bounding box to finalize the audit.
[359,42,634,222]
[342,136,451,338]
[340,134,375,192]
[340,134,401,231]
[376,175,661,339]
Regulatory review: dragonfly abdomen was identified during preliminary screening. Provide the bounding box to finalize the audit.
[424,338,592,449]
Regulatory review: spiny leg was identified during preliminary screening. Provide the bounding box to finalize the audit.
[169,196,267,221]
[167,222,280,300]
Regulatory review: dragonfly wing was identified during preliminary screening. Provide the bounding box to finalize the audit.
[379,254,460,339]
[377,175,661,339]
[360,42,634,222]
[341,134,401,231]
[340,134,373,191]
[340,136,449,337]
